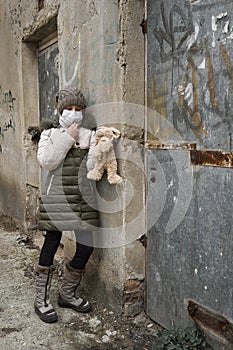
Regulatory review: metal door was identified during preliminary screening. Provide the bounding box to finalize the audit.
[146,0,233,347]
[38,34,59,125]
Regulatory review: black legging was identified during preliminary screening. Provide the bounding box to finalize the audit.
[39,231,94,270]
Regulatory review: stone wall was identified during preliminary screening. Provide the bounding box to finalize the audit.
[0,0,146,313]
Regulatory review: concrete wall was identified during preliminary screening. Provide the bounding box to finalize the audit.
[0,0,38,231]
[0,0,146,314]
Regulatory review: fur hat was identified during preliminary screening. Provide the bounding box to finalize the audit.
[56,87,86,114]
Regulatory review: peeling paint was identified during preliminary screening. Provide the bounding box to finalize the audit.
[186,21,199,51]
[212,15,217,32]
[216,12,228,20]
[211,11,233,47]
[223,21,229,34]
[198,58,206,69]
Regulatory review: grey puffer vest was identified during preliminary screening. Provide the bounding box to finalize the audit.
[38,148,99,231]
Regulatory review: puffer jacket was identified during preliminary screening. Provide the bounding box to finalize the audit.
[37,126,99,231]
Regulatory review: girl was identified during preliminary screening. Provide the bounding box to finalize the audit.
[34,86,98,323]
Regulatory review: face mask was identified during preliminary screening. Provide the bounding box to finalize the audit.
[59,109,83,128]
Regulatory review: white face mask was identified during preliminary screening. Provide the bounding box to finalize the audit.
[59,109,83,128]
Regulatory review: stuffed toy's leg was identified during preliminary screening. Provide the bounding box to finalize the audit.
[106,159,123,184]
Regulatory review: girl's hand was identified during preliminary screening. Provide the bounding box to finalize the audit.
[67,122,79,140]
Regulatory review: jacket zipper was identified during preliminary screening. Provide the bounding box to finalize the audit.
[46,174,54,195]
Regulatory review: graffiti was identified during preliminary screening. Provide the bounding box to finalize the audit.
[0,87,16,107]
[0,120,15,136]
[149,1,233,144]
[211,11,233,48]
[153,1,194,63]
[0,86,16,137]
[62,1,100,87]
[88,22,118,88]
[62,20,118,102]
[63,32,81,87]
[175,58,207,138]
[62,27,117,89]
[82,0,98,27]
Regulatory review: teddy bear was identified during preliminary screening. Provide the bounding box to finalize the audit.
[87,126,123,184]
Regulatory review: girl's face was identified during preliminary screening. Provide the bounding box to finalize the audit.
[59,105,83,128]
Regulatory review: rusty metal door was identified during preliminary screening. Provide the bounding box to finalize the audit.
[146,0,233,347]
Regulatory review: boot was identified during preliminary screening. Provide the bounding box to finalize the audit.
[34,265,58,323]
[58,262,92,313]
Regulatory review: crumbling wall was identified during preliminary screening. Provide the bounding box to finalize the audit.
[0,0,146,314]
[0,2,26,229]
[55,0,146,314]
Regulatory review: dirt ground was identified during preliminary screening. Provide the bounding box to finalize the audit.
[0,227,162,350]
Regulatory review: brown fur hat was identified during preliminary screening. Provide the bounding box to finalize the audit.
[56,86,86,114]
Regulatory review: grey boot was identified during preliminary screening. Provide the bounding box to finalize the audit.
[34,265,58,323]
[58,262,92,313]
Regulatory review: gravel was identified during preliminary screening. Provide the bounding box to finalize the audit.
[0,228,161,350]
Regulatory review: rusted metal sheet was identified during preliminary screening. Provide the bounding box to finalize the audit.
[188,300,233,345]
[145,143,233,167]
[191,150,233,168]
[145,141,196,150]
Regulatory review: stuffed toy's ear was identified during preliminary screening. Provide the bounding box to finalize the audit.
[110,127,121,139]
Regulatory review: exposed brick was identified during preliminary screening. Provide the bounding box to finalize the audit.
[123,289,144,303]
[124,279,141,290]
[123,278,145,316]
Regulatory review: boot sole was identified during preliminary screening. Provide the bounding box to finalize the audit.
[58,295,92,313]
[34,306,58,323]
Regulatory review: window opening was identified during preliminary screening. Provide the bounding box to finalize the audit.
[38,32,59,126]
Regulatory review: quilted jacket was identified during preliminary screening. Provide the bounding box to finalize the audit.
[37,126,99,231]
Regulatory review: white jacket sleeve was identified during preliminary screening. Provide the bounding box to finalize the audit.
[86,130,97,171]
[37,128,76,171]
